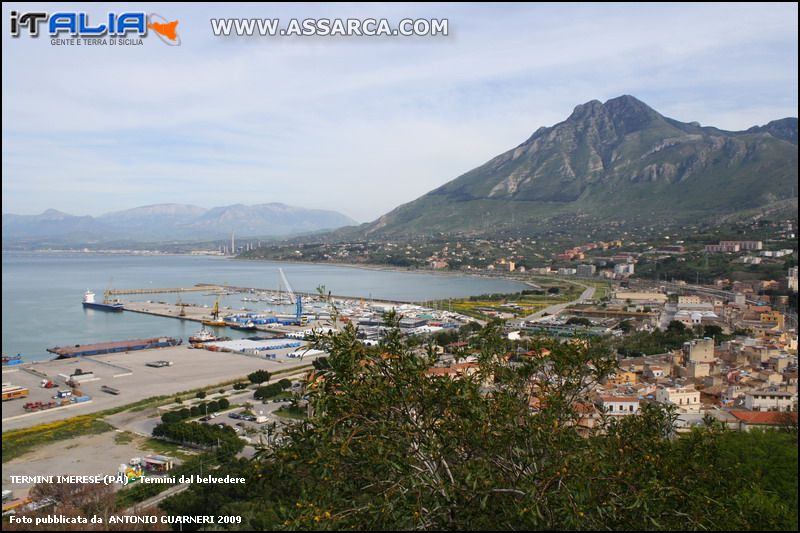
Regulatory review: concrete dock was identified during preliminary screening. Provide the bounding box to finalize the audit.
[1,344,321,432]
[119,299,348,335]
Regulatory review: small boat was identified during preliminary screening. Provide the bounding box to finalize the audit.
[229,321,257,331]
[2,354,23,366]
[189,328,219,343]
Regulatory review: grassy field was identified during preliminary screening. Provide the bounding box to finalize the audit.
[440,278,596,320]
[581,280,610,300]
[3,415,114,462]
[138,436,192,458]
[110,431,192,459]
[113,431,135,445]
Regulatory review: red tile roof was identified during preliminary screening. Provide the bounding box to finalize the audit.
[598,396,639,403]
[426,367,456,377]
[729,410,798,425]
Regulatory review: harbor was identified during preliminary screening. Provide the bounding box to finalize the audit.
[2,252,526,362]
[1,254,486,438]
[2,279,473,432]
[116,287,468,337]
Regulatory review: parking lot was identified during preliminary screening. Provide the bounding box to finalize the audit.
[2,344,321,432]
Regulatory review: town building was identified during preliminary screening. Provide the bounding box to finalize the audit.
[683,338,715,363]
[655,386,701,413]
[604,369,638,386]
[743,389,797,412]
[728,410,798,431]
[614,263,635,276]
[597,396,640,416]
[612,292,667,305]
[719,240,763,251]
[680,337,715,379]
[705,243,740,253]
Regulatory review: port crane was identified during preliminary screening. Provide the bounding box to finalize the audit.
[202,292,227,327]
[211,296,220,320]
[279,268,303,320]
[279,268,296,303]
[176,295,187,317]
[104,277,115,304]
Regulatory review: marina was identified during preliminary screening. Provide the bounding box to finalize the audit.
[1,251,494,437]
[3,252,526,361]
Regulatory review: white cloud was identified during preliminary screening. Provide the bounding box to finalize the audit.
[2,2,797,220]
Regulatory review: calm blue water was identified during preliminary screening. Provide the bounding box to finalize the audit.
[2,253,526,361]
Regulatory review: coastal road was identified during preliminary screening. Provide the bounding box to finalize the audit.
[523,282,595,323]
[132,482,191,511]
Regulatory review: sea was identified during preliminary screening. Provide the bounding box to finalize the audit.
[2,252,527,362]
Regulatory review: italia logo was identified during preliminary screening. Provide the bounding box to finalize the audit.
[10,11,180,45]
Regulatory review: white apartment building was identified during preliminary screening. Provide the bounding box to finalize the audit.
[744,389,797,412]
[597,396,640,416]
[656,386,701,413]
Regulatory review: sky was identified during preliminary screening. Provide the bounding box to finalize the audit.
[2,2,798,222]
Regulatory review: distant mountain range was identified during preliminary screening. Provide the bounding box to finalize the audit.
[340,95,797,239]
[6,96,797,247]
[2,203,357,245]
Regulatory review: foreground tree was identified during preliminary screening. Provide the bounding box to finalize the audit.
[162,316,797,530]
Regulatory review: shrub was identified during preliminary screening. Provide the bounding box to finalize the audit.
[248,370,271,384]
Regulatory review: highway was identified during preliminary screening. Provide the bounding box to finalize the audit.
[524,281,596,323]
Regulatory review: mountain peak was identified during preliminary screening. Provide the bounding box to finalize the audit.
[603,94,656,115]
[39,208,74,219]
[604,94,647,106]
[352,95,797,238]
[561,95,663,135]
[567,99,603,120]
[601,94,661,133]
[746,117,798,144]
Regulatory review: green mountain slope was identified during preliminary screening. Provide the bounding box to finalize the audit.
[352,95,797,238]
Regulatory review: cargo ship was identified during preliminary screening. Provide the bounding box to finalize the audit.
[47,337,181,359]
[82,290,124,312]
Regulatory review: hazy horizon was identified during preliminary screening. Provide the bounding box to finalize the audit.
[1,201,359,221]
